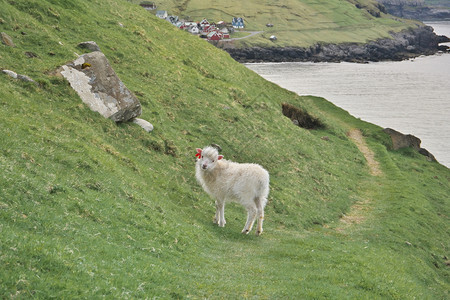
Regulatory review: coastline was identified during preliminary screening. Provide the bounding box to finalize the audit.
[223,26,450,63]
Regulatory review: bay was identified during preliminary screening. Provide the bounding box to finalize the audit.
[246,22,450,168]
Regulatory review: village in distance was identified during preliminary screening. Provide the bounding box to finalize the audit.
[139,1,254,42]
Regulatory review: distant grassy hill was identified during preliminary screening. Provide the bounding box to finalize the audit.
[424,0,450,6]
[1,0,449,298]
[142,0,421,47]
[378,0,450,20]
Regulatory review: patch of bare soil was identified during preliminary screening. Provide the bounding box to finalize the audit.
[336,199,371,232]
[347,129,382,176]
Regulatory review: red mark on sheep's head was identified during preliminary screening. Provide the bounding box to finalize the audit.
[195,148,202,159]
[195,147,224,162]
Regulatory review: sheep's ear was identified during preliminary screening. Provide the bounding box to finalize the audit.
[218,155,224,160]
[196,148,202,154]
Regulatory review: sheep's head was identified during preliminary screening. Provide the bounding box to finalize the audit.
[196,147,223,171]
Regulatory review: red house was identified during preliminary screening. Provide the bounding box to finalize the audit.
[200,18,210,27]
[207,31,223,40]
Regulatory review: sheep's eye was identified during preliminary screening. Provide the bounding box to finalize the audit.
[212,160,215,162]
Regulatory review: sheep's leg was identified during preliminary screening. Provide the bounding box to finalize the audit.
[242,207,257,234]
[216,200,226,227]
[255,197,265,236]
[214,200,220,224]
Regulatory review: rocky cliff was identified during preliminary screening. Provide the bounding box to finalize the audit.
[381,3,450,21]
[225,26,450,63]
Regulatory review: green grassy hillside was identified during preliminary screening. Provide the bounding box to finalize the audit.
[145,0,421,47]
[1,0,449,298]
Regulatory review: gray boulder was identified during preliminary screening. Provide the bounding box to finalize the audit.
[59,51,141,122]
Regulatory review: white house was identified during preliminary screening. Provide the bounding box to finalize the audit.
[188,25,199,34]
[155,10,168,19]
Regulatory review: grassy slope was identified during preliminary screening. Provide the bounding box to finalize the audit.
[147,0,421,47]
[0,0,449,298]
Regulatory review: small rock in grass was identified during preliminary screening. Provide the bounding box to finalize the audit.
[3,70,37,84]
[132,118,154,132]
[17,74,36,83]
[2,69,18,79]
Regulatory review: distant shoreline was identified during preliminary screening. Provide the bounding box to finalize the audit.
[223,26,450,63]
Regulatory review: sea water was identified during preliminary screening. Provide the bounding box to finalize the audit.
[246,21,450,168]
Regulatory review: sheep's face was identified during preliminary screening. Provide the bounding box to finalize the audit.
[196,147,223,171]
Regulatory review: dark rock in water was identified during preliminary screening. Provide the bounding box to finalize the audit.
[1,32,15,47]
[383,128,437,162]
[437,35,450,44]
[225,26,448,63]
[59,51,141,122]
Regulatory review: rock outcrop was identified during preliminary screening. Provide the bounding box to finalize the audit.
[383,128,437,162]
[380,3,450,21]
[384,128,421,151]
[59,51,142,123]
[225,26,450,63]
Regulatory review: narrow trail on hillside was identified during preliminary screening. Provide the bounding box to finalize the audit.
[336,129,382,232]
[347,129,382,177]
[223,31,263,41]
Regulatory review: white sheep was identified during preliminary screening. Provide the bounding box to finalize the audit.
[195,146,270,235]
